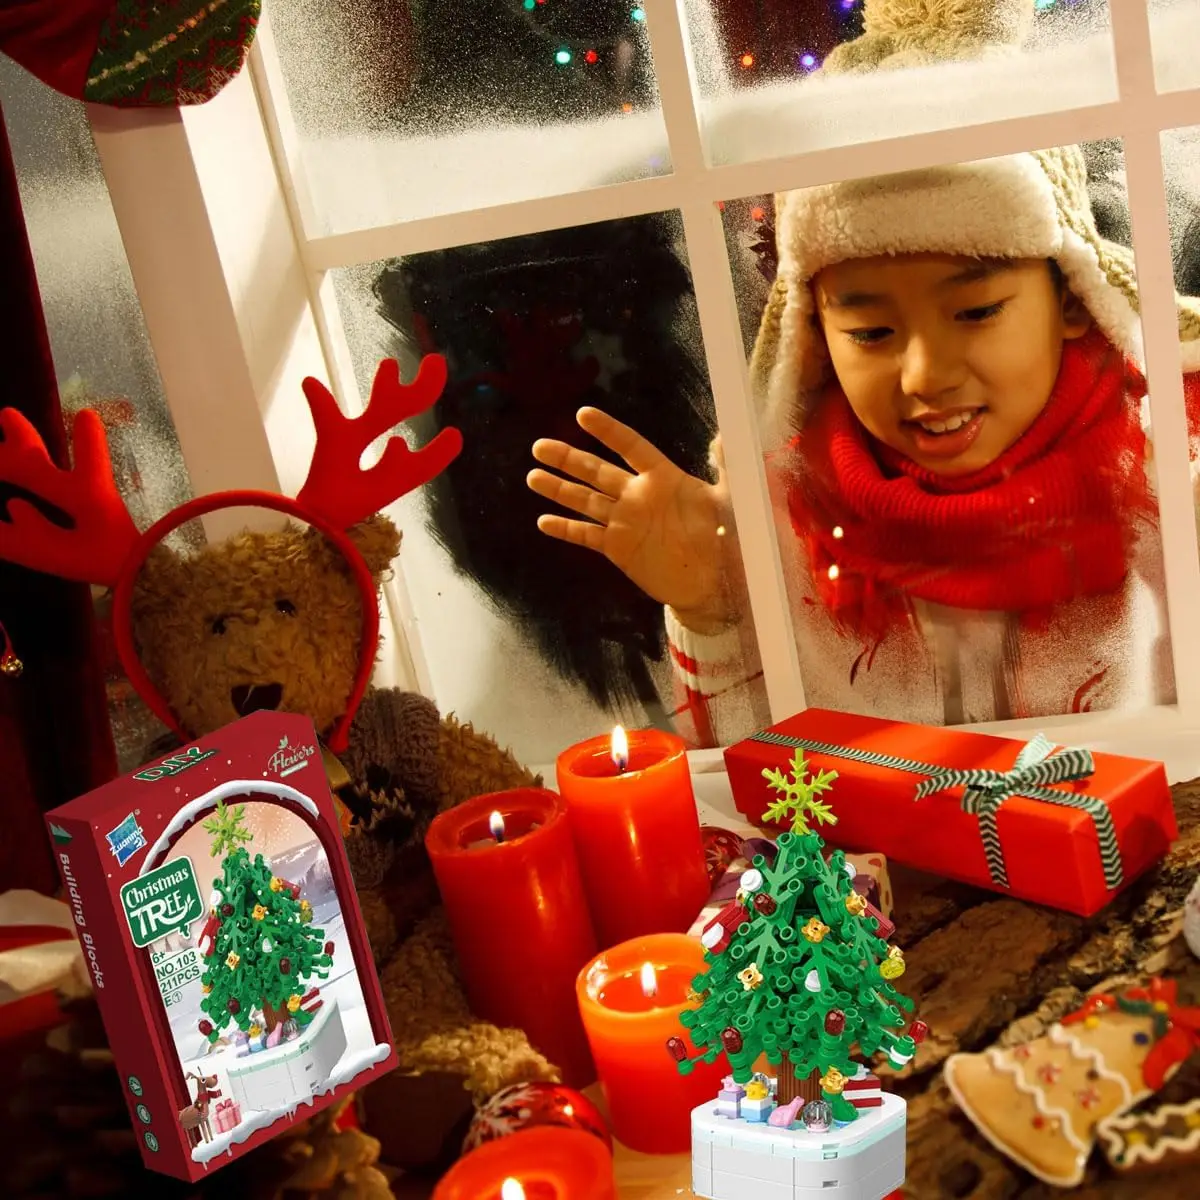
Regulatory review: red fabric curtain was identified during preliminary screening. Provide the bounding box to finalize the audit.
[0,106,117,895]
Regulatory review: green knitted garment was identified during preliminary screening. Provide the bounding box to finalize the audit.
[84,0,261,107]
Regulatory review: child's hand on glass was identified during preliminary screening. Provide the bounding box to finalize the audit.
[528,408,737,634]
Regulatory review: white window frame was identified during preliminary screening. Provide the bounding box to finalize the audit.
[85,0,1200,776]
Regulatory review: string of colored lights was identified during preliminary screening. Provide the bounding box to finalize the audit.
[514,0,646,68]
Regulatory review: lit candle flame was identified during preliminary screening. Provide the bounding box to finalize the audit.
[640,961,658,998]
[611,725,629,772]
[500,1180,525,1200]
[827,564,840,581]
[489,811,506,843]
[832,525,844,539]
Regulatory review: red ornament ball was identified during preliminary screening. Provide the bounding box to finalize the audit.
[463,1082,611,1154]
[910,1019,929,1045]
[825,1009,846,1036]
[198,1020,213,1036]
[280,957,292,974]
[227,999,240,1015]
[721,1026,744,1055]
[701,827,743,887]
[666,1036,687,1062]
[324,942,334,956]
[220,904,233,917]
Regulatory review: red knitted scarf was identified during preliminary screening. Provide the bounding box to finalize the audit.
[783,331,1157,646]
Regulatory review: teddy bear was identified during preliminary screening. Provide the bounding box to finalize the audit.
[0,353,562,1173]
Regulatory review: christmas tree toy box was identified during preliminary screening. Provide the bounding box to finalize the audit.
[725,709,1175,918]
[43,710,397,1182]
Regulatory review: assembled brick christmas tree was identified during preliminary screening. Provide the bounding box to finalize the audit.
[669,753,925,1118]
[196,801,334,1041]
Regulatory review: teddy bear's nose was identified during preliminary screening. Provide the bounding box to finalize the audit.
[231,682,284,716]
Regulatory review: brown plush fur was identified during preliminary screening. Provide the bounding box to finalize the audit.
[128,510,555,1169]
[824,0,1033,74]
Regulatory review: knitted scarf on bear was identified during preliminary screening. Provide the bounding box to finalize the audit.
[784,330,1158,647]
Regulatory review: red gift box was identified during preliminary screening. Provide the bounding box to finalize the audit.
[724,709,1175,918]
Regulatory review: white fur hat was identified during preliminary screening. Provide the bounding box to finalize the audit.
[750,0,1200,446]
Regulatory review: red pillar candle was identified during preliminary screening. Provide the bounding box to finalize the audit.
[556,727,709,948]
[425,787,597,1086]
[432,1125,617,1200]
[576,932,726,1154]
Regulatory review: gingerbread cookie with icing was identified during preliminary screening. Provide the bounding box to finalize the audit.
[944,980,1200,1187]
[1099,1098,1200,1174]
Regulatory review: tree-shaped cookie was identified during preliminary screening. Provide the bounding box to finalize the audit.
[196,801,334,1040]
[668,827,925,1116]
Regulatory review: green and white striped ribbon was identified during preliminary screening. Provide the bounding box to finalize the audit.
[749,729,1122,892]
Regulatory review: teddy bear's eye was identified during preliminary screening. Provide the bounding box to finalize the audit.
[275,599,297,616]
[210,616,228,635]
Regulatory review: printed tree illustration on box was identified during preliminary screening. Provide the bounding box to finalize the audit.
[196,800,333,1041]
[670,757,924,1117]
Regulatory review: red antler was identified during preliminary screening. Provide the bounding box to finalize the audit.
[296,355,462,528]
[0,408,139,586]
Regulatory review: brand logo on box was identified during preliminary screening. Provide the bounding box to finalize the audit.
[133,744,218,783]
[106,813,147,866]
[268,734,316,779]
[120,857,204,948]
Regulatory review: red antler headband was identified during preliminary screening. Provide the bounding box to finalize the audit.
[0,355,461,755]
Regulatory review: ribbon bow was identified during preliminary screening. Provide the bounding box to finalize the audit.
[216,1099,234,1113]
[913,734,1112,890]
[914,733,1094,809]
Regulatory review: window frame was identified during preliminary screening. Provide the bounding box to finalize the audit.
[85,0,1200,775]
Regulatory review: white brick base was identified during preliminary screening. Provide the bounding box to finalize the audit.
[692,1092,906,1200]
[227,1000,347,1113]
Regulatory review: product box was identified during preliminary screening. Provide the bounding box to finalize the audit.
[725,708,1175,918]
[45,710,397,1181]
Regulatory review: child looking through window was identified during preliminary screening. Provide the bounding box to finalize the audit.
[526,1,1200,745]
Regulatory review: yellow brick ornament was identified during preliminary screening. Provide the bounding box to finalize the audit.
[225,951,240,969]
[270,877,283,892]
[820,1066,847,1095]
[287,994,302,1013]
[738,963,764,991]
[845,892,867,916]
[252,903,267,920]
[879,945,906,980]
[802,917,830,943]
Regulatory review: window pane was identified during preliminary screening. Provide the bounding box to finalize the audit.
[724,140,1175,724]
[1150,0,1200,93]
[1163,126,1200,538]
[329,213,769,759]
[267,1,675,235]
[1,59,196,771]
[683,0,1115,166]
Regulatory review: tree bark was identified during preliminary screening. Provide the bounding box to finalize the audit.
[777,1056,822,1105]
